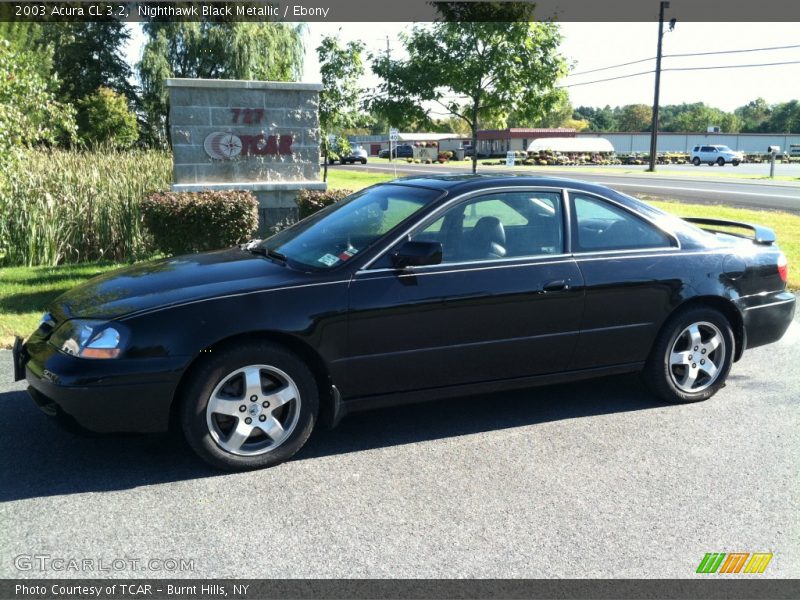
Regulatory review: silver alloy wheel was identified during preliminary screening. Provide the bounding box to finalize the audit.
[205,364,301,456]
[668,321,726,394]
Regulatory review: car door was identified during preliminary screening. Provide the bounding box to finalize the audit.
[340,188,585,399]
[567,191,684,370]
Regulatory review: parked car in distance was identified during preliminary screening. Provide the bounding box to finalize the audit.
[13,175,794,471]
[330,145,367,165]
[690,145,743,166]
[379,145,414,159]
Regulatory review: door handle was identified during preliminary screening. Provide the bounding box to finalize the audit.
[542,279,568,293]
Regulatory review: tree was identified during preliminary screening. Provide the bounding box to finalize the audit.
[0,40,76,163]
[370,4,567,173]
[40,23,136,106]
[573,105,617,131]
[768,100,800,133]
[735,98,772,133]
[77,87,139,149]
[317,35,364,181]
[616,104,652,132]
[138,22,305,144]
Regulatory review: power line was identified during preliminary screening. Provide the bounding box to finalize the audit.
[664,59,800,72]
[565,43,800,79]
[561,70,654,88]
[568,57,654,77]
[560,59,800,88]
[666,43,800,59]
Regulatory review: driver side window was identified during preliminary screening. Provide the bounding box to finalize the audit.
[410,191,564,264]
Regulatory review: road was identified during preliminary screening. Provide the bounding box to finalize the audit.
[335,162,800,213]
[1,308,798,579]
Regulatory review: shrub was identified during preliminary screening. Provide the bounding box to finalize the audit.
[406,158,413,163]
[142,191,258,255]
[296,188,352,219]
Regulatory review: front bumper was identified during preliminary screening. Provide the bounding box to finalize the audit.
[15,337,188,433]
[737,290,796,351]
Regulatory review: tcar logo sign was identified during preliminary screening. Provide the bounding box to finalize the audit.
[204,133,243,160]
[203,132,294,160]
[203,107,295,160]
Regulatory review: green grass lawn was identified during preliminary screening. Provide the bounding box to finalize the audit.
[1,178,797,349]
[0,262,127,348]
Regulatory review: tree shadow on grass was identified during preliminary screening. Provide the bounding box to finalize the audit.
[0,373,664,502]
[0,288,73,314]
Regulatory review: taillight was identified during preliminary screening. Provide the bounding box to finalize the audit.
[777,252,788,283]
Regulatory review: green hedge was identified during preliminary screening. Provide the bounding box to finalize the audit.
[142,191,259,255]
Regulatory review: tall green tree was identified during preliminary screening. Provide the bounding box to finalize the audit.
[0,40,76,161]
[370,4,567,173]
[616,104,652,132]
[317,35,364,182]
[768,100,800,133]
[735,98,772,133]
[138,22,305,145]
[40,23,136,105]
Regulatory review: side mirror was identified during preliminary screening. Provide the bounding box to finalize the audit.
[391,241,442,269]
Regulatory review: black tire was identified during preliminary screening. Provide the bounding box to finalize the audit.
[717,157,725,166]
[692,157,701,166]
[707,161,714,166]
[180,342,318,471]
[732,159,740,166]
[360,158,367,164]
[643,306,734,404]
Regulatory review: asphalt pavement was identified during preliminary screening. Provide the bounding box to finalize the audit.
[337,162,800,213]
[1,307,798,579]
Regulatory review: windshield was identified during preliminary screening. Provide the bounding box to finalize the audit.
[261,184,442,270]
[716,146,733,152]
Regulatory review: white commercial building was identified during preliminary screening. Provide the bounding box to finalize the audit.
[577,132,800,154]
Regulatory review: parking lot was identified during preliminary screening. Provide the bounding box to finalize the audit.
[1,308,798,579]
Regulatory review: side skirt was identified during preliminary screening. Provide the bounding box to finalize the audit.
[340,362,645,415]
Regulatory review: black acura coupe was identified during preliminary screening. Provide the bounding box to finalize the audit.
[13,175,795,470]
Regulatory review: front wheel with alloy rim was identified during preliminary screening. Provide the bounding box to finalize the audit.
[180,342,318,471]
[644,307,734,403]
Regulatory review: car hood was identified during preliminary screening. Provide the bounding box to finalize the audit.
[48,248,312,322]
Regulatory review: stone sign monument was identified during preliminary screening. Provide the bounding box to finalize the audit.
[166,78,326,230]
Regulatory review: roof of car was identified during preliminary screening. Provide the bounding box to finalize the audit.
[386,173,616,196]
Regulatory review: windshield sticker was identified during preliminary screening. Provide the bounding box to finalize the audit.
[318,253,340,267]
[338,248,357,261]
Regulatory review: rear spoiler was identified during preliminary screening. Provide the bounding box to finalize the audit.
[682,217,776,245]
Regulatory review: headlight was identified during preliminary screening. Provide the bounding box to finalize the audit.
[49,320,128,359]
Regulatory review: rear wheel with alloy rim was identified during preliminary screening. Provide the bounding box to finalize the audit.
[644,307,734,403]
[181,342,318,470]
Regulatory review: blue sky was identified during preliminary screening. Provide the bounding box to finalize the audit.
[124,22,800,112]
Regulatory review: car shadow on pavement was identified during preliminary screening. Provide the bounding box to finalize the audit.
[0,374,663,501]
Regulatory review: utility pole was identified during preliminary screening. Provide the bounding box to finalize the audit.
[648,1,669,172]
[386,35,393,163]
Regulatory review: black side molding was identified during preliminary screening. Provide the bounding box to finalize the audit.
[683,217,776,245]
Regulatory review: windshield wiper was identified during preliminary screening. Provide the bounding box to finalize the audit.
[241,241,286,263]
[266,249,287,263]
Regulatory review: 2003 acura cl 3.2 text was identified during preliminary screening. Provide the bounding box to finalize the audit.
[12,175,795,470]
